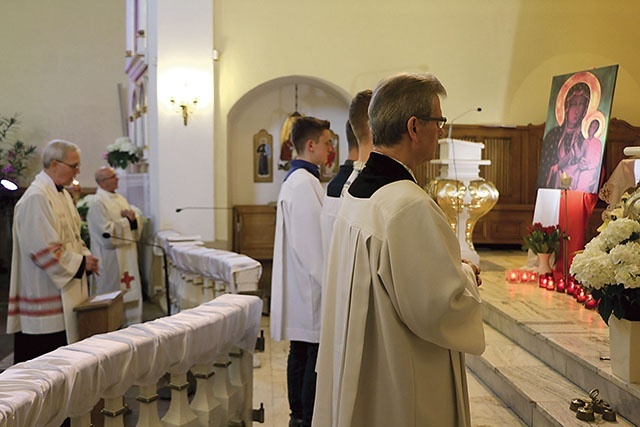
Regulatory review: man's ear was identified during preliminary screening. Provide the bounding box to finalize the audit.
[407,117,418,138]
[305,138,315,153]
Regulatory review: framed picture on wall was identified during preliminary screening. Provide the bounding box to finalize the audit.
[320,129,339,182]
[536,65,619,194]
[253,129,273,183]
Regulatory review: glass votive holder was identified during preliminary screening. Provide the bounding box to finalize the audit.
[584,295,598,309]
[506,270,519,283]
[539,274,548,288]
[576,290,588,303]
[546,277,555,291]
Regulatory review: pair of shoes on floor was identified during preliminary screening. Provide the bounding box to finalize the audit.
[289,416,304,427]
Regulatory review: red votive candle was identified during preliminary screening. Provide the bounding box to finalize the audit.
[506,270,519,282]
[529,271,538,283]
[573,285,583,300]
[555,278,566,293]
[520,271,531,282]
[584,295,598,309]
[576,289,587,303]
[539,274,548,288]
[546,277,555,290]
[566,281,576,295]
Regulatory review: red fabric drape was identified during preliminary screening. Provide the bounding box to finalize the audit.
[554,190,598,278]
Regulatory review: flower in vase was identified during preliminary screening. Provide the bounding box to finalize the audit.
[522,223,562,255]
[570,198,640,324]
[106,136,139,170]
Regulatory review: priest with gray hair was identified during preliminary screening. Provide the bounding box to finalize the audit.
[7,139,99,363]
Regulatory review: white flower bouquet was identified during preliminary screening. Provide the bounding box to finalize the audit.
[106,137,139,169]
[570,201,640,324]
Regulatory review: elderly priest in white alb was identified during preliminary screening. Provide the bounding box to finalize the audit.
[314,73,485,427]
[87,166,143,325]
[7,140,99,363]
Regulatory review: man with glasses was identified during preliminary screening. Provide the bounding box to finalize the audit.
[7,139,99,363]
[87,166,143,325]
[314,73,485,427]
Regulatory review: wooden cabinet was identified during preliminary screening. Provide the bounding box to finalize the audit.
[414,119,640,245]
[232,205,277,307]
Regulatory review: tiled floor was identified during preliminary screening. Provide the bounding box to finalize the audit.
[251,248,528,427]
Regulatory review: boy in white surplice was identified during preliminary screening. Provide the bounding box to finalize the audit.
[271,116,333,427]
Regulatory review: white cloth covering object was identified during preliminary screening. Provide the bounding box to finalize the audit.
[0,294,262,426]
[155,230,261,297]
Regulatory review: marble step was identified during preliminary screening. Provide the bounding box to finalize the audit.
[474,273,640,426]
[467,324,635,427]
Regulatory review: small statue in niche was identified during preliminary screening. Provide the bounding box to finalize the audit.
[278,112,302,171]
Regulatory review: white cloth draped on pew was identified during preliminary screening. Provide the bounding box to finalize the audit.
[0,294,263,427]
[155,230,261,291]
[154,230,262,311]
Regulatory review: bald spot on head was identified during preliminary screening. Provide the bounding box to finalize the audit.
[95,166,115,182]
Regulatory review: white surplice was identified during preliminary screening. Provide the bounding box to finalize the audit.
[87,188,142,325]
[270,168,325,343]
[314,178,486,427]
[7,171,90,344]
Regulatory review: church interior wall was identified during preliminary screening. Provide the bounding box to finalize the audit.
[227,77,350,206]
[2,0,640,244]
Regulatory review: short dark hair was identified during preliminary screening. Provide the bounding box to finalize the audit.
[345,120,358,152]
[348,89,372,144]
[369,73,446,147]
[291,116,331,154]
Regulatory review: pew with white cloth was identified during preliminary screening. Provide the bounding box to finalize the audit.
[155,230,262,312]
[0,294,263,427]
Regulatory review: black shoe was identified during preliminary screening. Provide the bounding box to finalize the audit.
[289,416,303,427]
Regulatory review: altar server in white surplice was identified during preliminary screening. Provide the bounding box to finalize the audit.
[319,90,373,261]
[271,116,333,427]
[313,73,485,427]
[7,140,99,363]
[87,166,143,325]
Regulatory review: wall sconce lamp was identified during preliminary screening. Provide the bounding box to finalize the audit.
[170,97,198,126]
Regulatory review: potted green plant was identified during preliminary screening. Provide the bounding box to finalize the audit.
[0,115,37,186]
[522,223,561,274]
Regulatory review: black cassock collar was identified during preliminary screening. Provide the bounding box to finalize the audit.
[348,152,416,199]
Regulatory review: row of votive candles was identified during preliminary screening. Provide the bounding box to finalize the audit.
[506,269,538,283]
[506,270,597,309]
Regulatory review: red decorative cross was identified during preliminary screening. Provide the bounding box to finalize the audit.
[121,271,135,289]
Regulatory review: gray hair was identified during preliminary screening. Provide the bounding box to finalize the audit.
[368,73,446,147]
[42,139,80,168]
